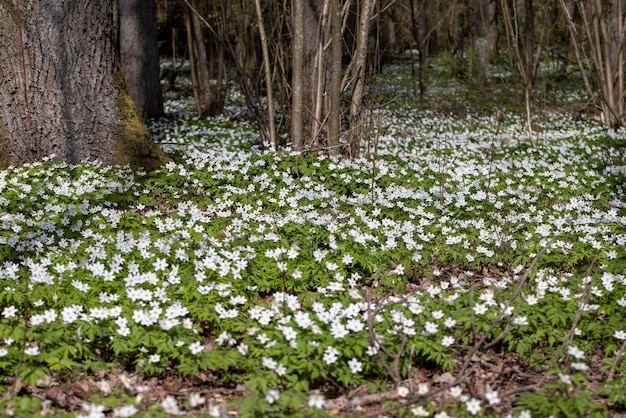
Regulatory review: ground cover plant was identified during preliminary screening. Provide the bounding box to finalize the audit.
[1,64,626,417]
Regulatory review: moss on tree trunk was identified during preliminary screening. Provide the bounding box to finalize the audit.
[114,69,170,171]
[0,0,169,171]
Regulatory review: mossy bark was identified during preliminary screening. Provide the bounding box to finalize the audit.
[0,119,11,169]
[114,69,170,171]
[0,0,169,171]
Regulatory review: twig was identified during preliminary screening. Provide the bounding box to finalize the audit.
[607,339,626,381]
[542,259,596,382]
[458,238,556,377]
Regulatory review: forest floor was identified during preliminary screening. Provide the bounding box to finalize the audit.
[1,62,626,417]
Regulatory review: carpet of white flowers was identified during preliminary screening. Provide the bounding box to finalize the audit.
[1,76,626,417]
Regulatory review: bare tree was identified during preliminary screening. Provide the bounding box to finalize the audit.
[559,0,625,129]
[501,0,543,149]
[348,0,377,158]
[254,0,277,149]
[183,0,224,118]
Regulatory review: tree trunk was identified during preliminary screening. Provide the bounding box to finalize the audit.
[0,0,169,170]
[348,0,376,158]
[328,0,342,156]
[254,0,277,149]
[559,0,625,129]
[120,0,164,120]
[184,0,218,118]
[291,0,305,151]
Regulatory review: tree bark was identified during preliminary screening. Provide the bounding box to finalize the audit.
[0,0,169,170]
[291,0,305,151]
[348,0,376,158]
[328,0,342,156]
[184,0,219,118]
[254,0,277,150]
[120,0,164,120]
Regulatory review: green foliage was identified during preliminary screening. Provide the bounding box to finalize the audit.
[516,373,606,418]
[0,80,625,416]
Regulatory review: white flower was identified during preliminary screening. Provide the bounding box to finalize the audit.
[392,264,405,275]
[465,398,481,415]
[323,346,339,365]
[275,363,287,376]
[449,386,463,398]
[308,392,325,409]
[366,345,379,356]
[411,405,430,416]
[513,316,528,326]
[0,348,8,357]
[567,345,585,360]
[397,386,409,397]
[417,383,429,395]
[444,317,456,328]
[265,389,280,404]
[189,393,206,408]
[189,341,204,355]
[215,331,233,346]
[525,294,538,305]
[160,396,180,415]
[97,380,111,394]
[113,404,138,417]
[348,358,362,374]
[72,280,89,292]
[330,321,348,339]
[153,258,168,271]
[614,330,626,340]
[432,310,444,319]
[262,357,277,370]
[571,362,589,371]
[424,321,439,334]
[346,318,364,332]
[441,336,454,347]
[24,346,39,356]
[148,354,160,363]
[2,306,17,318]
[208,405,221,417]
[485,390,500,405]
[237,343,249,356]
[473,304,488,315]
[559,372,572,385]
[77,403,105,418]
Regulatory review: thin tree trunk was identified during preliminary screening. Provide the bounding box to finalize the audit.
[187,0,213,118]
[329,0,343,156]
[559,0,625,129]
[291,0,305,151]
[311,1,327,146]
[500,0,538,150]
[254,0,277,149]
[348,0,376,158]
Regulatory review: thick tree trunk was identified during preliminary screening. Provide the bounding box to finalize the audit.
[0,0,169,170]
[120,0,165,120]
